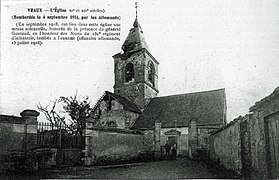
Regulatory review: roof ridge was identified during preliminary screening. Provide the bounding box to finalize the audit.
[153,88,225,99]
[105,91,141,113]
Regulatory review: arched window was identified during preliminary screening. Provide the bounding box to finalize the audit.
[106,121,117,128]
[148,61,155,86]
[125,63,134,82]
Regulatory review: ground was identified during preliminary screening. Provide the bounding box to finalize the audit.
[2,157,240,179]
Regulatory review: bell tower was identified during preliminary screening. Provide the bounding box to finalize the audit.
[113,10,159,110]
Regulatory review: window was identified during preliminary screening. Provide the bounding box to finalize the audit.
[148,61,155,86]
[106,121,117,127]
[125,63,134,82]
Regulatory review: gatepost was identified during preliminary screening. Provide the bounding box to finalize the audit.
[154,122,161,159]
[189,120,198,159]
[20,109,39,170]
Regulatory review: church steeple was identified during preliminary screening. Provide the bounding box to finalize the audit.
[133,2,139,28]
[121,3,149,53]
[121,18,149,53]
[112,4,159,109]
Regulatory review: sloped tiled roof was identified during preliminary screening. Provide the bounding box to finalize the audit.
[121,18,149,53]
[94,91,141,114]
[132,88,226,129]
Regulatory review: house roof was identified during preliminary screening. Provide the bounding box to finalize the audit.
[93,91,141,114]
[0,115,23,124]
[132,88,226,129]
[121,18,150,53]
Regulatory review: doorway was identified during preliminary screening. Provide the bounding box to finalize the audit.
[168,136,177,147]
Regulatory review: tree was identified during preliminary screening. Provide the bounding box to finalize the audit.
[37,99,66,130]
[37,93,94,136]
[59,93,93,136]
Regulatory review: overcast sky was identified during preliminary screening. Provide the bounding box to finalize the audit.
[1,0,279,122]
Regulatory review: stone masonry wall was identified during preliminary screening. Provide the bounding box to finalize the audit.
[248,88,279,178]
[0,110,39,171]
[247,111,267,178]
[84,126,145,165]
[209,120,242,175]
[99,99,139,129]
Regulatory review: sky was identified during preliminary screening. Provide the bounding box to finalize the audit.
[1,0,279,122]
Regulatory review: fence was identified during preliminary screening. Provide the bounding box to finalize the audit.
[37,122,85,167]
[37,122,84,149]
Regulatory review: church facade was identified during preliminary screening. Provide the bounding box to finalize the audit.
[88,16,227,157]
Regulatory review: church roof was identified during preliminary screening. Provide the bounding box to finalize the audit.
[121,18,150,53]
[93,91,141,114]
[132,88,226,129]
[106,91,141,113]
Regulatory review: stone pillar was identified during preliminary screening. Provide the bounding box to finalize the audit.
[84,118,94,166]
[20,109,39,151]
[154,122,161,159]
[189,120,198,159]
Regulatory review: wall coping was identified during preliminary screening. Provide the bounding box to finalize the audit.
[20,109,40,117]
[88,126,143,135]
[210,116,246,135]
[0,115,23,124]
[250,86,279,112]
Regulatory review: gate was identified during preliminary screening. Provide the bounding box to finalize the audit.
[264,111,279,179]
[37,122,85,167]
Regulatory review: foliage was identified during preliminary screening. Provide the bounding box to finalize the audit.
[59,93,93,136]
[37,92,94,135]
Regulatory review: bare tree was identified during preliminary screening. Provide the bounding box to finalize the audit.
[37,99,66,130]
[37,92,94,136]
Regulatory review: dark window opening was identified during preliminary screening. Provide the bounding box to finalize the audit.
[148,61,155,86]
[107,100,111,111]
[106,121,117,128]
[125,63,134,82]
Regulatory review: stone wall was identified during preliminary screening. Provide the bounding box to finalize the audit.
[209,119,242,175]
[142,130,155,152]
[247,111,267,178]
[0,109,39,171]
[248,87,279,178]
[98,99,139,129]
[84,126,145,165]
[197,126,220,150]
[209,87,279,178]
[99,108,138,129]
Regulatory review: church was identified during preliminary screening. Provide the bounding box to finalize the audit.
[89,15,227,157]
